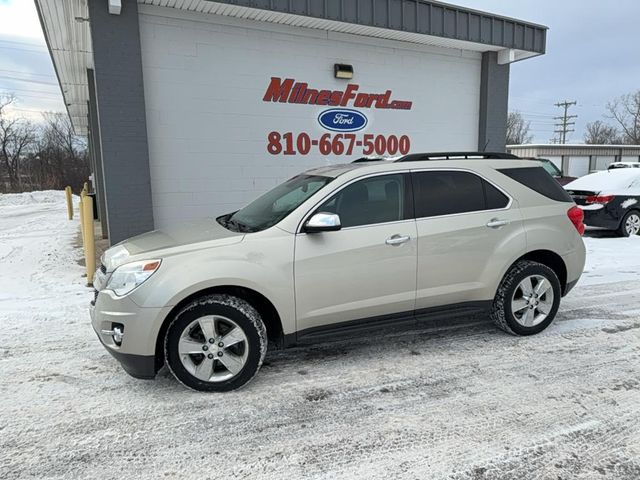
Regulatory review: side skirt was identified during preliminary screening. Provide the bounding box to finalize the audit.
[282,301,492,348]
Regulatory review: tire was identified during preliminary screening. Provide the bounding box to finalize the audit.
[617,211,640,237]
[164,294,267,392]
[490,260,561,336]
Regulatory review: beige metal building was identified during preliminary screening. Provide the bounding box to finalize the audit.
[508,144,640,177]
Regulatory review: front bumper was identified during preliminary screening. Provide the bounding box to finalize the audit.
[101,344,156,379]
[90,287,169,379]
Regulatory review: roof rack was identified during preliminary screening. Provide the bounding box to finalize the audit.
[394,152,520,162]
[351,157,386,163]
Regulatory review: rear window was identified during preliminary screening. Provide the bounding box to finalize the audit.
[412,171,509,218]
[499,167,573,203]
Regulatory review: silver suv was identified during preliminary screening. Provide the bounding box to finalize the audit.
[90,152,586,392]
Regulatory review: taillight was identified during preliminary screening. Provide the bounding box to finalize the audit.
[586,194,614,204]
[567,206,585,236]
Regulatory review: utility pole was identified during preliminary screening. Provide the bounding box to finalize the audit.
[554,101,577,144]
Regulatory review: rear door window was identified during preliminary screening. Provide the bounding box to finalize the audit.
[484,181,510,210]
[412,170,508,218]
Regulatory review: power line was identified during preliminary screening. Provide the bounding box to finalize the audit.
[554,100,577,144]
[4,106,56,114]
[0,45,49,54]
[0,86,60,96]
[520,112,556,118]
[0,39,47,49]
[0,75,58,86]
[0,68,55,79]
[0,92,62,100]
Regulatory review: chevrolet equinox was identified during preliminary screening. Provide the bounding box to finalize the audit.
[91,152,586,392]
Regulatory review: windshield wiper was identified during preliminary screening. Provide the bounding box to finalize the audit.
[219,215,256,233]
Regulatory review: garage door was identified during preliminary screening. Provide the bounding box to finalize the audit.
[594,156,615,171]
[567,156,590,177]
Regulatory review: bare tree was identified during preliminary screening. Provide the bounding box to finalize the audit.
[0,95,36,192]
[606,90,640,144]
[506,111,533,145]
[0,95,89,193]
[584,120,621,144]
[34,112,89,191]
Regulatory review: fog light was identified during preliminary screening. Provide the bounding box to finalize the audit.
[101,323,125,346]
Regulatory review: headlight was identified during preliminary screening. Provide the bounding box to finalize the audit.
[102,244,130,271]
[105,260,161,297]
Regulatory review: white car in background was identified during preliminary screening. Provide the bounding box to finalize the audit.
[608,162,640,171]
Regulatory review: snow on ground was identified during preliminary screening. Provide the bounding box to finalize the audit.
[1,192,640,480]
[581,228,640,286]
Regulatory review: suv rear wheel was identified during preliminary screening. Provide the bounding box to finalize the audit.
[164,294,267,392]
[491,260,561,335]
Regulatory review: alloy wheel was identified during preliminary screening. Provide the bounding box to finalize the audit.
[625,214,640,236]
[178,315,249,382]
[511,274,555,327]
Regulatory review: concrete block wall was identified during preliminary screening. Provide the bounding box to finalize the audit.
[138,5,483,228]
[88,0,154,243]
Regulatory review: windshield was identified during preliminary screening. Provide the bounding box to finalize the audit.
[538,159,561,177]
[218,174,332,232]
[608,163,638,169]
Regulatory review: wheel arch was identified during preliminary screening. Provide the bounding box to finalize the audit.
[514,249,568,295]
[154,285,284,372]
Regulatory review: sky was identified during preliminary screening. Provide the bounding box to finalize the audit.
[0,0,638,143]
[0,0,64,120]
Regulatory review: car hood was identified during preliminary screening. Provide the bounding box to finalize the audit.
[102,218,243,271]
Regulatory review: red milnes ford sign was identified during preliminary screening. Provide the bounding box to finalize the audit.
[262,77,413,110]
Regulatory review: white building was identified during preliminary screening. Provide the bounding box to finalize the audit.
[36,0,547,244]
[507,144,640,177]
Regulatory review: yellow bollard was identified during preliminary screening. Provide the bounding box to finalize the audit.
[79,191,86,248]
[82,195,96,286]
[64,186,73,220]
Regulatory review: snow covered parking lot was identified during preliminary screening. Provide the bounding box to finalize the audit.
[1,192,639,480]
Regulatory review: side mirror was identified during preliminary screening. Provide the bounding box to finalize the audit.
[303,212,341,233]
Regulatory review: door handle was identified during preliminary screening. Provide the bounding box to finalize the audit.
[385,234,410,246]
[486,218,509,228]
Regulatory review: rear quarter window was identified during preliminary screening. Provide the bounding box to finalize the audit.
[499,167,573,203]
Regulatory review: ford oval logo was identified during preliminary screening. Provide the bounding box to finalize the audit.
[318,108,368,132]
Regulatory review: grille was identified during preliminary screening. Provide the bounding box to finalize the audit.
[99,264,106,274]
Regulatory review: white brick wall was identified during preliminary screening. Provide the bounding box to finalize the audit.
[138,5,482,228]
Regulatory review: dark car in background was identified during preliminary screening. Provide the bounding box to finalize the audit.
[564,169,640,237]
[521,157,576,186]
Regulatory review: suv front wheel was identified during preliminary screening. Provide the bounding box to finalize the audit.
[164,294,267,392]
[491,260,561,335]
